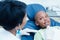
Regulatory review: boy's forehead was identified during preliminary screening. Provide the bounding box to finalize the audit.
[36,11,47,17]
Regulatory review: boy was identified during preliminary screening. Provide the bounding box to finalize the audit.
[22,4,60,40]
[33,4,60,40]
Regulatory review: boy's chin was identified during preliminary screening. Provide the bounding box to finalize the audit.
[37,25,47,29]
[41,26,47,29]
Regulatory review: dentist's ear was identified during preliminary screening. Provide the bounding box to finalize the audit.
[15,24,20,31]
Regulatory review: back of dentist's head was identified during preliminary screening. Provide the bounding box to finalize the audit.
[0,0,27,30]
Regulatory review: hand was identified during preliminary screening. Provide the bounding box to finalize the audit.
[20,28,38,35]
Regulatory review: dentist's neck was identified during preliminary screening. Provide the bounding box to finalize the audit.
[9,29,16,36]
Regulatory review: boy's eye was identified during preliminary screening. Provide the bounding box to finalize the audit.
[39,18,42,20]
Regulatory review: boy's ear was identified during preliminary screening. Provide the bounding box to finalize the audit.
[35,21,39,26]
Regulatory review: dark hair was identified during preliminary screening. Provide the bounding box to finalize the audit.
[0,1,26,30]
[1,0,17,1]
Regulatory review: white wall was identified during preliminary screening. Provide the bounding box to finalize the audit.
[19,0,60,16]
[19,0,60,8]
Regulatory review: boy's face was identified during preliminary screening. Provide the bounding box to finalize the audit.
[35,11,50,28]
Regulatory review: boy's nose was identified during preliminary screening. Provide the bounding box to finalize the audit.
[44,18,47,21]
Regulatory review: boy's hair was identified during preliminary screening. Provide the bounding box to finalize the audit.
[0,1,26,30]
